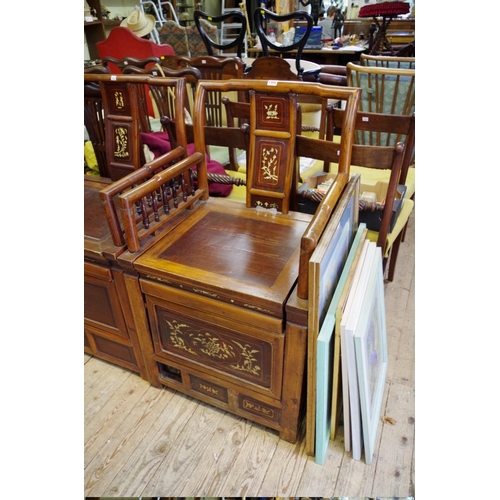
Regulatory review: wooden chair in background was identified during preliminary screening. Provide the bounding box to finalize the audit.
[346,61,415,245]
[84,65,109,177]
[96,26,175,63]
[251,7,317,80]
[360,53,415,70]
[161,55,246,129]
[319,108,415,281]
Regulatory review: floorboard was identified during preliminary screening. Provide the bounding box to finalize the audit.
[84,209,415,497]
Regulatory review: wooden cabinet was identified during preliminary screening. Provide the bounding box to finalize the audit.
[84,262,142,373]
[124,198,313,442]
[85,0,106,59]
[84,177,149,380]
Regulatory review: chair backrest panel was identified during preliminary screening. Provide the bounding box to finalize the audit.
[84,74,189,181]
[346,62,415,169]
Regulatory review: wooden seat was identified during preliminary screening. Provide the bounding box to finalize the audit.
[194,9,246,58]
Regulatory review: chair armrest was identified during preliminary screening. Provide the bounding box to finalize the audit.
[99,146,187,247]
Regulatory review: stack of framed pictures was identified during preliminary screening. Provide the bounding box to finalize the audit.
[314,223,388,465]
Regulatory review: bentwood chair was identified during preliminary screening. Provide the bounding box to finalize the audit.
[251,8,318,80]
[194,10,247,59]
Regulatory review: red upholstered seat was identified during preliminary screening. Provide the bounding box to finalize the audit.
[358,1,409,17]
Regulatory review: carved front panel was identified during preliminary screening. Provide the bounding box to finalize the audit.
[112,123,132,162]
[101,83,133,117]
[254,138,288,192]
[190,375,228,403]
[255,95,290,131]
[238,394,281,425]
[156,309,273,388]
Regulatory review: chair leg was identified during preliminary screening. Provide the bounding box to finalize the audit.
[387,231,403,282]
[401,193,415,243]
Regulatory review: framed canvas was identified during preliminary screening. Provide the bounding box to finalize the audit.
[354,248,388,465]
[315,223,367,465]
[330,226,368,445]
[306,175,360,457]
[341,240,377,461]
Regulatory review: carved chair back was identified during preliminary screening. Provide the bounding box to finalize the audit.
[194,79,361,215]
[84,74,189,181]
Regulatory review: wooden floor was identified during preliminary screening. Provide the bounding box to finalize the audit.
[84,210,415,498]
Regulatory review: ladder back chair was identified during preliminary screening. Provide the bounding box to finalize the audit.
[320,107,415,281]
[346,61,415,185]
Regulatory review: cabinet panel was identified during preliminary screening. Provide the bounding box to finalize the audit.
[144,287,284,399]
[84,271,128,337]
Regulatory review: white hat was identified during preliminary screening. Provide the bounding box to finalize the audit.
[121,7,155,37]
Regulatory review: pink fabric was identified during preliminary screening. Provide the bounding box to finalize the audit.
[140,131,233,197]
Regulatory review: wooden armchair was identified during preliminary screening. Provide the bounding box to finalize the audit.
[194,10,246,58]
[100,78,362,444]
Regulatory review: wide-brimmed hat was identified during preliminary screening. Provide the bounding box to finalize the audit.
[121,8,155,37]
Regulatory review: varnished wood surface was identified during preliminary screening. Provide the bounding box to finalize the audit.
[84,210,415,497]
